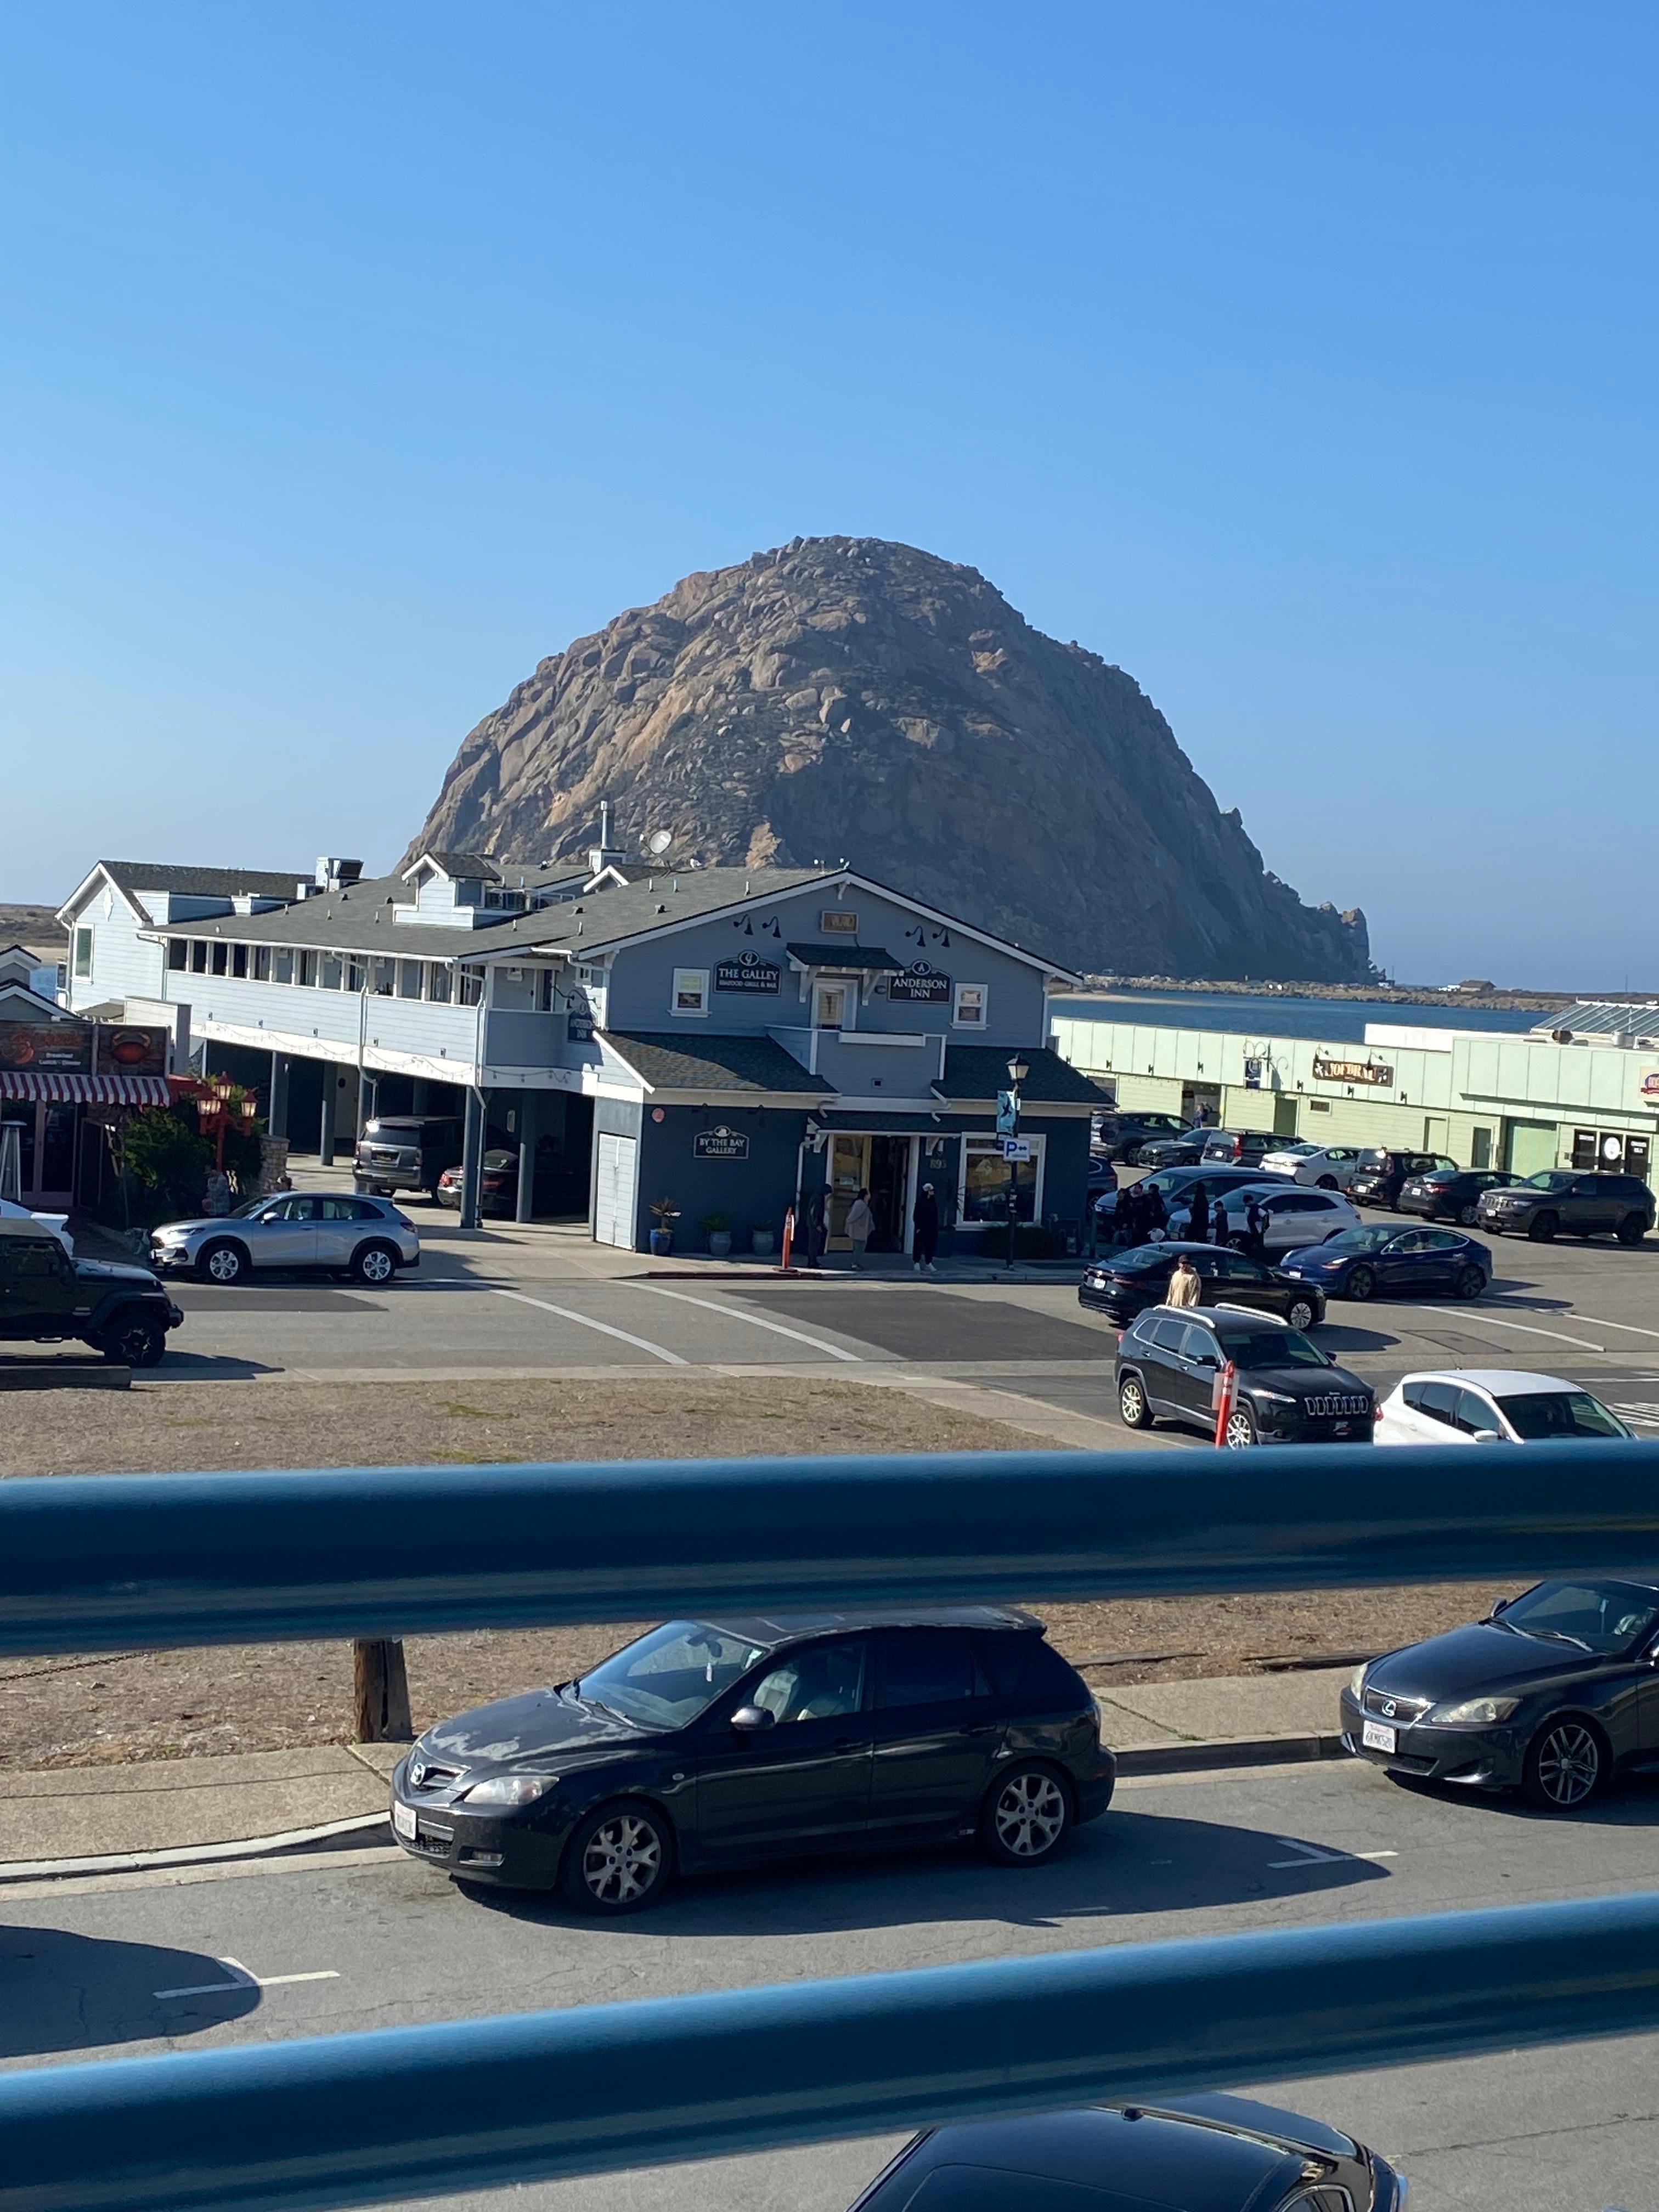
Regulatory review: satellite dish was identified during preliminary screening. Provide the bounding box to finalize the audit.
[647,828,673,856]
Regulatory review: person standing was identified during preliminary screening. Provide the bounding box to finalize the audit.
[1187,1182,1210,1246]
[845,1187,875,1270]
[1143,1183,1168,1239]
[802,1185,827,1270]
[1116,1182,1142,1248]
[912,1180,940,1273]
[1166,1252,1203,1307]
[1246,1192,1268,1265]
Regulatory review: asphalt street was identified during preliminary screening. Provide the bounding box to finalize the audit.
[7,1757,1659,2210]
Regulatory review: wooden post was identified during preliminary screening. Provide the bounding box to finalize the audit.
[353,1638,414,1742]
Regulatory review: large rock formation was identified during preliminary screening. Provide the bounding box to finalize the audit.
[407,538,1368,981]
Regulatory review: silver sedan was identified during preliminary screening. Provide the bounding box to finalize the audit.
[151,1193,420,1286]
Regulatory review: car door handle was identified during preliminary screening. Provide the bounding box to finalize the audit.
[965,1724,999,1737]
[833,1737,864,1753]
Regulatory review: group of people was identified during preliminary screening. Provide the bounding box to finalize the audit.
[1107,1175,1269,1262]
[794,1182,942,1272]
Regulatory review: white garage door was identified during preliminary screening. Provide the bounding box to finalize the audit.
[593,1132,639,1248]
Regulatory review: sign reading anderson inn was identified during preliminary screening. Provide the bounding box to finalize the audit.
[889,960,952,1004]
[1312,1054,1395,1088]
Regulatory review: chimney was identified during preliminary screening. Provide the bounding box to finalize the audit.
[586,800,625,878]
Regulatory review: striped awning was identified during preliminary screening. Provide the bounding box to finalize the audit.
[0,1071,172,1105]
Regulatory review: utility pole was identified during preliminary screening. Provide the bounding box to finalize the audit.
[998,1053,1029,1270]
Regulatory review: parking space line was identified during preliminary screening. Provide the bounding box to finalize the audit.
[154,1956,340,1999]
[1561,1314,1659,1343]
[628,1284,861,1362]
[1452,1311,1606,1352]
[487,1288,687,1364]
[1267,1838,1397,1869]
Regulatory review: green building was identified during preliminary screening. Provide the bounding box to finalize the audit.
[1051,1000,1659,1182]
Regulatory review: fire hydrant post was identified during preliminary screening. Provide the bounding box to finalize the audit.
[1211,1358,1238,1448]
[353,1638,413,1742]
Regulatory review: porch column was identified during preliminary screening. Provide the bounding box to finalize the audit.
[360,1075,378,1135]
[268,1052,290,1142]
[515,1093,539,1223]
[460,1088,484,1231]
[319,1068,337,1167]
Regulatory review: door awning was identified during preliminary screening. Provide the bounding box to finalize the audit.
[0,1071,172,1105]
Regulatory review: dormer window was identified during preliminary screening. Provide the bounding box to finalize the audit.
[482,887,526,911]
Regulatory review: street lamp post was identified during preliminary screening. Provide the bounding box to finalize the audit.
[1003,1053,1029,1271]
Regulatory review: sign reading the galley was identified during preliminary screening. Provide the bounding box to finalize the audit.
[1312,1055,1395,1088]
[94,1025,169,1077]
[819,909,860,935]
[714,952,781,995]
[0,1022,92,1073]
[694,1124,750,1161]
[889,960,951,1003]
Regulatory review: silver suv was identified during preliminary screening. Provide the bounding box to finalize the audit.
[151,1193,420,1285]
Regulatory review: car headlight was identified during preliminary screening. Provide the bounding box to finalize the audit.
[461,1773,561,1807]
[1253,1388,1298,1406]
[1429,1696,1520,1726]
[1348,1663,1369,1697]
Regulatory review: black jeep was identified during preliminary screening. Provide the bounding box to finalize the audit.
[0,1222,184,1367]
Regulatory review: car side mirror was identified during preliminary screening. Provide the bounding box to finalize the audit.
[730,1705,774,1733]
[1471,1429,1505,1444]
[1488,1598,1509,1618]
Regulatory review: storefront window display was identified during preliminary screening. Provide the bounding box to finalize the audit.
[960,1135,1043,1223]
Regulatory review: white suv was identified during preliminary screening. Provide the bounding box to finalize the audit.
[1257,1143,1368,1191]
[1375,1369,1633,1444]
[1210,1184,1360,1256]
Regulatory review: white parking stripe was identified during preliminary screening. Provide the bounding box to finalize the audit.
[155,1956,340,1999]
[1449,1311,1607,1352]
[1564,1314,1659,1343]
[628,1284,861,1362]
[487,1288,687,1364]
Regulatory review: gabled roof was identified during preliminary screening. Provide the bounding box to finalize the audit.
[59,860,304,924]
[402,850,502,884]
[934,1045,1111,1104]
[598,1030,827,1096]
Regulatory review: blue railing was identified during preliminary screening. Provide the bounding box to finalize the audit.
[4,1442,1658,2211]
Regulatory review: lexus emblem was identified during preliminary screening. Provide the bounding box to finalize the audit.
[1380,1699,1397,1719]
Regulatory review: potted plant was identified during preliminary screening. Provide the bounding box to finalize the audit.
[699,1210,732,1259]
[749,1221,775,1258]
[648,1197,680,1257]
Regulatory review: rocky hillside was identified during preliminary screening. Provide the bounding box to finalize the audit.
[407,538,1368,981]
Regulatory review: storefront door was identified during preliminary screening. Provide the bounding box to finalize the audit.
[826,1135,915,1252]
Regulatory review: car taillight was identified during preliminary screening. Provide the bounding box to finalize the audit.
[1373,1403,1384,1421]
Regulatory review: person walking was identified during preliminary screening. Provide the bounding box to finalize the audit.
[911,1180,940,1272]
[1166,1252,1203,1307]
[845,1187,875,1270]
[1245,1192,1268,1266]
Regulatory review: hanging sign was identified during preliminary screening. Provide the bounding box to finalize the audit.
[566,988,595,1043]
[1312,1055,1394,1087]
[95,1024,169,1076]
[889,961,951,1003]
[0,1022,92,1073]
[694,1124,750,1160]
[819,909,860,935]
[714,953,781,995]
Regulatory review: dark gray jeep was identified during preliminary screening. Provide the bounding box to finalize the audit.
[0,1221,184,1366]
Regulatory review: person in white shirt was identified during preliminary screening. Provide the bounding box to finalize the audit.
[845,1188,875,1269]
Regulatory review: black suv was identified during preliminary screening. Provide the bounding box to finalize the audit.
[1198,1129,1293,1169]
[1477,1170,1654,1244]
[1115,1305,1375,1447]
[354,1115,464,1201]
[0,1222,183,1367]
[1079,1240,1326,1331]
[1348,1151,1458,1209]
[1096,1112,1194,1165]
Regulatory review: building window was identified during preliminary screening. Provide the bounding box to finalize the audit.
[371,957,395,996]
[959,1135,1044,1224]
[231,944,248,978]
[297,950,318,986]
[167,938,188,972]
[1307,1098,1330,1114]
[190,940,208,974]
[397,960,424,1000]
[459,966,484,1007]
[275,948,295,984]
[210,941,229,976]
[672,967,709,1017]
[346,955,367,992]
[428,963,452,1003]
[537,969,555,1012]
[814,980,851,1030]
[73,927,94,978]
[482,887,525,911]
[953,983,988,1028]
[253,946,272,981]
[320,953,343,990]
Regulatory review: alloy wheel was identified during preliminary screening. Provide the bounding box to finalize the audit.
[581,1811,663,1904]
[1223,1408,1257,1448]
[1347,1265,1375,1301]
[357,1245,396,1284]
[1286,1299,1316,1331]
[1120,1377,1148,1426]
[1459,1203,1478,1226]
[205,1245,242,1284]
[993,1771,1066,1858]
[1533,1722,1600,1808]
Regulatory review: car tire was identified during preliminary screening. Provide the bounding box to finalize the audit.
[196,1240,248,1286]
[558,1798,674,1914]
[1223,1405,1259,1448]
[1453,1266,1485,1301]
[979,1763,1073,1867]
[99,1313,165,1367]
[1316,1175,1338,1190]
[1118,1373,1155,1429]
[1522,1716,1607,1812]
[1528,1212,1559,1242]
[1458,1203,1479,1226]
[351,1241,400,1286]
[1346,1263,1376,1302]
[1618,1216,1648,1246]
[1286,1297,1317,1332]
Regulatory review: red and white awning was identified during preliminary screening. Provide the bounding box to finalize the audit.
[0,1071,171,1105]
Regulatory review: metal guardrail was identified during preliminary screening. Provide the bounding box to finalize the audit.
[5,1438,1658,1654]
[6,1892,1659,2212]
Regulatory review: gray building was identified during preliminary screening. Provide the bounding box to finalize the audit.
[58,844,1101,1255]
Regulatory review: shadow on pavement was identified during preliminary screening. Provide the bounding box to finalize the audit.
[461,1808,1390,1938]
[0,1926,260,2056]
[1386,1770,1659,1827]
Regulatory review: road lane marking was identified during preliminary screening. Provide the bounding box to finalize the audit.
[1562,1314,1659,1343]
[155,1956,340,1999]
[1268,1837,1397,1868]
[1451,1311,1607,1352]
[487,1288,686,1364]
[629,1284,861,1362]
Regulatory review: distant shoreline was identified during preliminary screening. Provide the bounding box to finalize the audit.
[1074,975,1590,1016]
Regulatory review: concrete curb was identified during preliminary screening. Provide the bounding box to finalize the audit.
[1115,1732,1352,1776]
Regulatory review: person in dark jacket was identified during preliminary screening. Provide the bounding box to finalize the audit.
[1245,1192,1268,1265]
[1187,1183,1210,1246]
[1143,1183,1168,1239]
[802,1186,827,1270]
[912,1181,940,1273]
[1116,1182,1142,1248]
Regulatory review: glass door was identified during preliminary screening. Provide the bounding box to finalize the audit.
[827,1134,869,1248]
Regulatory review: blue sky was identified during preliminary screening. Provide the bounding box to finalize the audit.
[4,3,1654,986]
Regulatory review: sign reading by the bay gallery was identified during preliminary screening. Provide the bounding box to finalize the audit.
[714,953,781,995]
[889,961,951,1003]
[1312,1055,1395,1088]
[694,1125,750,1160]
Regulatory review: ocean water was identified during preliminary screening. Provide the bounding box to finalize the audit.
[1048,989,1542,1043]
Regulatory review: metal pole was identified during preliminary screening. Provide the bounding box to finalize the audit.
[1005,1082,1020,1270]
[267,1052,289,1143]
[318,1066,336,1167]
[460,1087,484,1231]
[515,1093,537,1223]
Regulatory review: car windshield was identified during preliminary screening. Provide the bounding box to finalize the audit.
[1498,1581,1658,1656]
[1521,1172,1577,1192]
[574,1620,770,1729]
[1496,1391,1631,1441]
[1420,1170,1458,1184]
[231,1197,277,1218]
[1218,1329,1331,1369]
[1267,1142,1316,1156]
[1311,1227,1400,1254]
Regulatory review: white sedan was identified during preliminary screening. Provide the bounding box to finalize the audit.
[1375,1369,1633,1444]
[1256,1143,1369,1191]
[1209,1184,1361,1257]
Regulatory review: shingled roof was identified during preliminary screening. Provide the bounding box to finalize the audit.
[933,1045,1110,1105]
[599,1030,826,1096]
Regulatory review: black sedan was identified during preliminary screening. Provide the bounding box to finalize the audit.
[1341,1577,1659,1808]
[850,2096,1404,2212]
[392,1607,1115,1910]
[1135,1130,1210,1169]
[1080,1241,1325,1330]
[1397,1166,1519,1224]
[1116,1305,1374,1446]
[1277,1223,1490,1303]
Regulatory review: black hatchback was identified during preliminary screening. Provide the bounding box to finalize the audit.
[1116,1305,1375,1446]
[392,1607,1115,1911]
[1079,1242,1326,1331]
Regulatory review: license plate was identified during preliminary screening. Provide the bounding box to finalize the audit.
[1362,1720,1397,1754]
[392,1799,417,1841]
[1333,1422,1351,1435]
